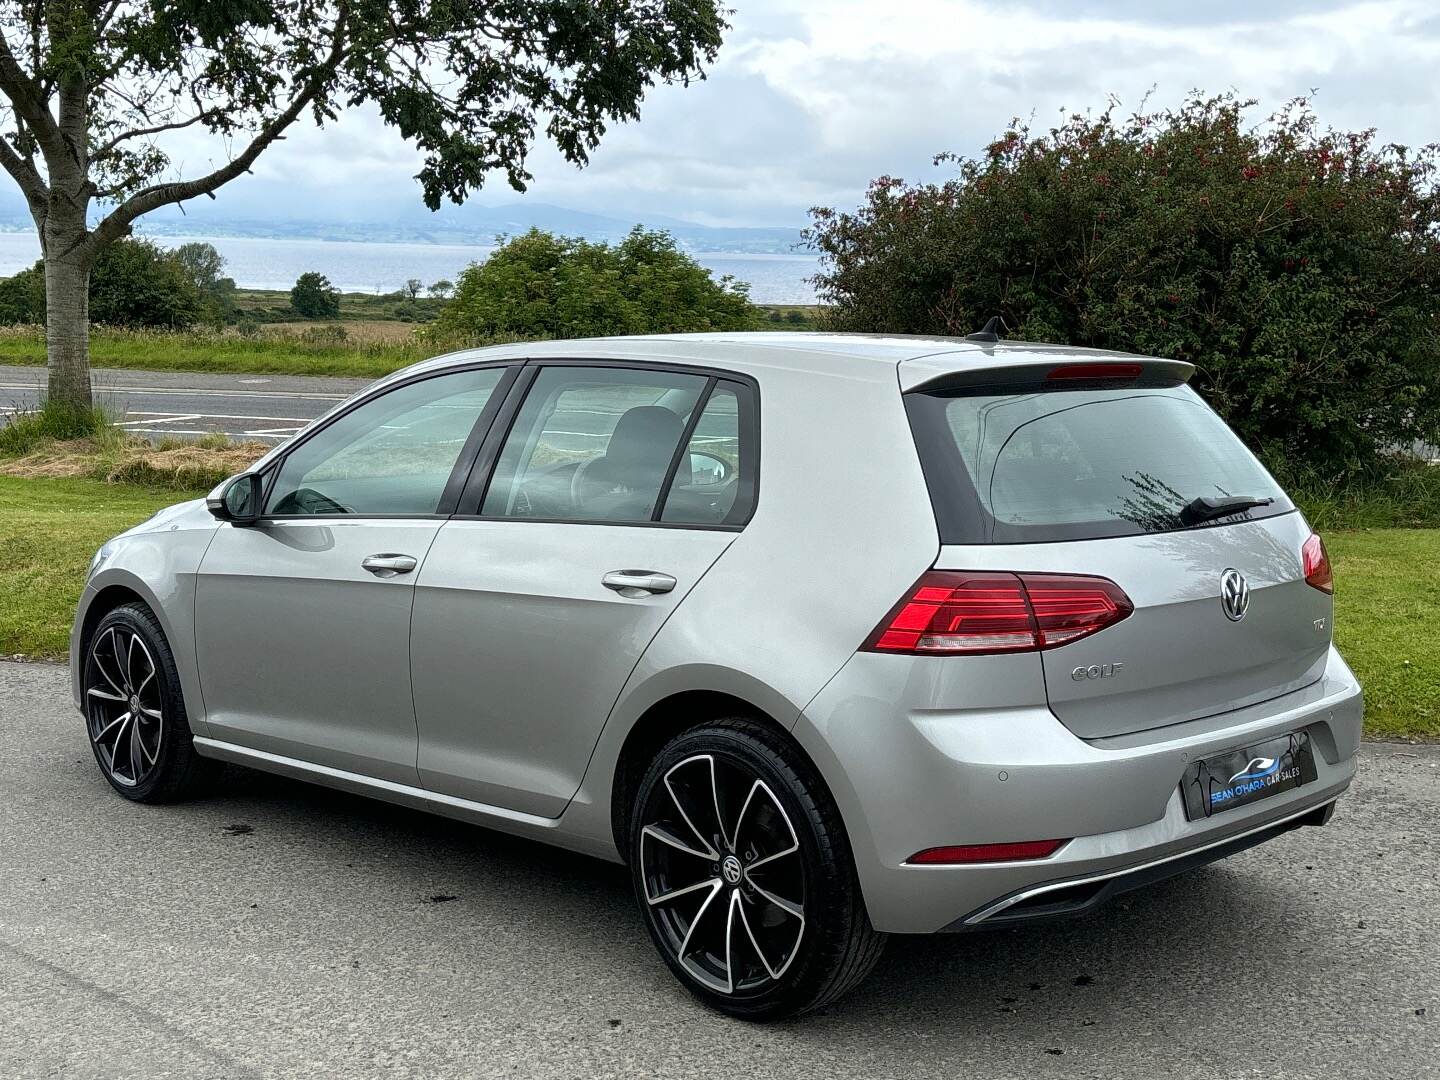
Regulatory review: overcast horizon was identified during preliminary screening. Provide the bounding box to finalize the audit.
[4,0,1440,236]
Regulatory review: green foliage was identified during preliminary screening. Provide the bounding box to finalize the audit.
[290,272,341,319]
[0,238,206,328]
[89,239,204,328]
[431,227,754,340]
[169,242,237,324]
[0,263,43,324]
[0,401,109,455]
[805,94,1440,474]
[1274,457,1440,531]
[17,3,728,216]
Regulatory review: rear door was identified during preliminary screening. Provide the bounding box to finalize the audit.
[907,366,1331,740]
[410,364,758,817]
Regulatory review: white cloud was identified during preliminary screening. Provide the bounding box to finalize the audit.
[35,0,1440,229]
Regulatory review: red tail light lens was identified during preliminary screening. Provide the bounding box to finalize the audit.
[1301,532,1333,593]
[907,839,1068,864]
[1047,362,1143,381]
[863,571,1133,655]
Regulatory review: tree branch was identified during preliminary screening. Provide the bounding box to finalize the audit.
[84,16,350,259]
[0,31,63,157]
[0,135,47,206]
[94,109,214,158]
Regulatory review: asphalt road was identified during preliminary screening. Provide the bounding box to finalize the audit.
[0,366,373,443]
[1,660,1436,1080]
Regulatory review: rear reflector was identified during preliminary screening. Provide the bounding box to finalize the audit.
[863,571,1133,655]
[1046,362,1143,381]
[907,839,1068,864]
[1302,532,1334,594]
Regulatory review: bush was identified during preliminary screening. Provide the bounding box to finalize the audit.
[430,226,754,340]
[290,272,341,318]
[805,93,1440,475]
[0,238,204,328]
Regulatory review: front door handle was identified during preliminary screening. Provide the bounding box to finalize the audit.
[602,569,677,597]
[362,553,418,578]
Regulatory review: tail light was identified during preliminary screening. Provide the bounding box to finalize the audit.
[1046,362,1143,381]
[907,839,1068,864]
[863,571,1133,655]
[1302,532,1334,593]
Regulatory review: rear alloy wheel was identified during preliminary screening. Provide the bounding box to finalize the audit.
[83,604,214,803]
[630,719,885,1020]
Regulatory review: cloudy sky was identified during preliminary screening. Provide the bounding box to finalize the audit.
[22,0,1440,230]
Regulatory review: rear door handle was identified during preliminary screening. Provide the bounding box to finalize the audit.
[362,553,418,578]
[602,570,677,597]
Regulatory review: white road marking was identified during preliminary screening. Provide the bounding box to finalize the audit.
[112,408,316,423]
[115,413,203,428]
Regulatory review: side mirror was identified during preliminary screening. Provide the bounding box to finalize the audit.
[207,472,263,525]
[688,451,730,485]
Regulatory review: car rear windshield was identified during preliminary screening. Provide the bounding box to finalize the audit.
[905,383,1294,544]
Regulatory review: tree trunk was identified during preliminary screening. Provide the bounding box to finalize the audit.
[43,246,92,413]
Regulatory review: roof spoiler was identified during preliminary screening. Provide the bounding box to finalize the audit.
[900,352,1195,393]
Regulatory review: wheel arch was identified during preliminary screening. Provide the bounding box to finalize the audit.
[607,687,839,862]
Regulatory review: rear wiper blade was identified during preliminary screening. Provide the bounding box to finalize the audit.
[1179,495,1275,527]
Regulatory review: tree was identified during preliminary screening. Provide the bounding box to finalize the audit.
[805,94,1440,472]
[0,236,202,327]
[168,241,235,323]
[290,272,340,319]
[0,3,728,412]
[402,278,422,301]
[427,279,454,300]
[430,227,753,340]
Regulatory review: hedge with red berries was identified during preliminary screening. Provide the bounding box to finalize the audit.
[804,93,1440,473]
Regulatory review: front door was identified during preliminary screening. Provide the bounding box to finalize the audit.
[194,365,513,783]
[411,365,757,817]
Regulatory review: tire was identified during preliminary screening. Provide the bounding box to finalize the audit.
[628,717,886,1020]
[81,603,216,803]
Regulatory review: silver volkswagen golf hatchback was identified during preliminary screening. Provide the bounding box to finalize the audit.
[73,333,1363,1019]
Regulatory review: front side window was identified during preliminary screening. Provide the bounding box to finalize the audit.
[267,367,505,516]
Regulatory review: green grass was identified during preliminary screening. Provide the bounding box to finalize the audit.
[0,472,1434,740]
[0,477,204,660]
[0,325,432,379]
[1328,530,1440,740]
[0,401,110,455]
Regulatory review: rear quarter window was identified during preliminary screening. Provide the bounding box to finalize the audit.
[906,383,1294,543]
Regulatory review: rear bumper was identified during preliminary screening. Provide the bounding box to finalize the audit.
[792,645,1363,934]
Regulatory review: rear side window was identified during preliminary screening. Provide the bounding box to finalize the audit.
[906,384,1293,543]
[480,366,758,527]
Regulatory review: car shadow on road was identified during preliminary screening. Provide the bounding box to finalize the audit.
[201,763,1364,1046]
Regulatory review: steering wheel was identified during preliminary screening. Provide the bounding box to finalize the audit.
[277,486,355,515]
[570,456,603,511]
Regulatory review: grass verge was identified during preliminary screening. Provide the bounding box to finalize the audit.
[1328,530,1439,740]
[0,325,445,379]
[0,471,1434,740]
[0,477,204,659]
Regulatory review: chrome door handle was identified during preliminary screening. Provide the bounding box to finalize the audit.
[362,553,418,577]
[602,570,677,597]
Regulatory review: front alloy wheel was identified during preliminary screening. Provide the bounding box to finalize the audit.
[86,624,165,787]
[82,603,214,803]
[630,719,885,1020]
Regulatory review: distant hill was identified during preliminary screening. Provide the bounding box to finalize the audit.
[0,201,807,256]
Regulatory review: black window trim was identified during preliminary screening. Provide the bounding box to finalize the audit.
[450,357,761,531]
[254,360,522,522]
